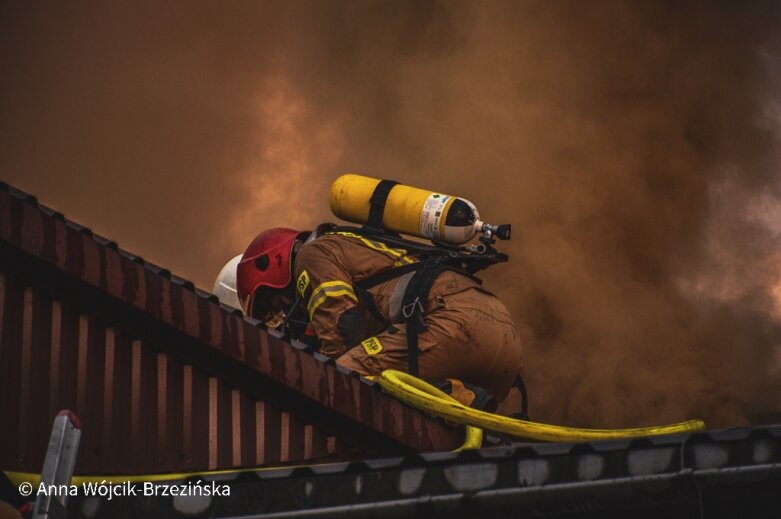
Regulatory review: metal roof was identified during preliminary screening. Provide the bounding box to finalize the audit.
[0,180,460,475]
[62,425,781,518]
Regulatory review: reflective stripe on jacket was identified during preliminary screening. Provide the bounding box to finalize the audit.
[293,233,486,358]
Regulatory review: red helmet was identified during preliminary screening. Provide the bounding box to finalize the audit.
[237,228,302,317]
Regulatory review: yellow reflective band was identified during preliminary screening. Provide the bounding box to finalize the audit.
[330,231,412,263]
[307,280,358,318]
[393,255,416,267]
[364,238,403,257]
[331,231,363,239]
[360,336,383,355]
[296,270,311,298]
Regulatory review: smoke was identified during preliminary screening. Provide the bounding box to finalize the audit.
[2,0,781,427]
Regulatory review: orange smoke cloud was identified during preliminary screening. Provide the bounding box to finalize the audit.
[2,1,781,428]
[225,75,343,258]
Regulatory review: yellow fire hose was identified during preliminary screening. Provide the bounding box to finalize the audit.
[4,371,705,487]
[377,370,706,450]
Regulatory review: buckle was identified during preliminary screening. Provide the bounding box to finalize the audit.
[402,296,425,319]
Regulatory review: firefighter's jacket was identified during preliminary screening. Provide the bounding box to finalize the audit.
[293,232,523,401]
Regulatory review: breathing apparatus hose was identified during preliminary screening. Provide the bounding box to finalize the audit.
[377,370,706,450]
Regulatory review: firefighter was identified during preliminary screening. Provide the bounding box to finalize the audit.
[235,227,524,408]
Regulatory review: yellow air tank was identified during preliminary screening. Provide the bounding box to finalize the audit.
[329,173,510,245]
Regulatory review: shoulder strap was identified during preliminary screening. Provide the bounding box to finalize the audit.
[401,260,446,376]
[355,261,422,290]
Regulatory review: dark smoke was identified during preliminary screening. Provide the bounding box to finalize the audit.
[2,1,781,427]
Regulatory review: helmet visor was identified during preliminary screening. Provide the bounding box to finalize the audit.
[249,286,290,325]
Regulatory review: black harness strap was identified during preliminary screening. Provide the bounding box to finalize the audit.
[366,179,399,231]
[352,262,423,333]
[355,286,389,326]
[327,226,502,381]
[514,374,530,419]
[354,250,483,377]
[355,261,422,291]
[400,259,446,376]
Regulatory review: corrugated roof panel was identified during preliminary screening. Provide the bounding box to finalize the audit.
[0,181,462,476]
